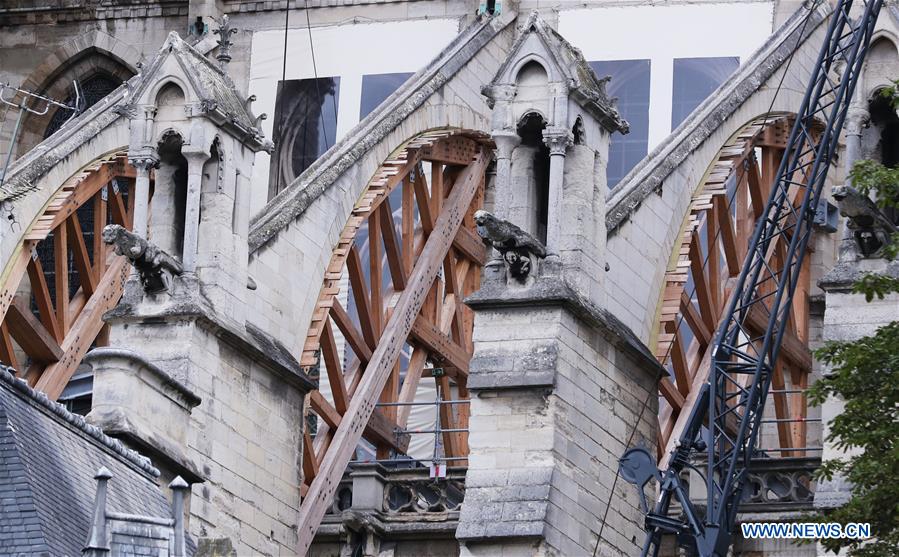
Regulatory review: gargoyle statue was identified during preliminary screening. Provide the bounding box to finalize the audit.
[102,224,184,293]
[474,210,547,280]
[832,185,898,257]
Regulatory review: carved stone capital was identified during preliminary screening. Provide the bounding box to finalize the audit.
[844,106,870,136]
[492,131,521,159]
[542,128,573,156]
[128,153,159,173]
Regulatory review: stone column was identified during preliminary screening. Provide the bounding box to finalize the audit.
[542,128,573,256]
[128,153,158,238]
[838,106,870,264]
[181,151,208,273]
[492,131,521,221]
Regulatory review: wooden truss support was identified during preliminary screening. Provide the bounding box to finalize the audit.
[296,138,490,554]
[653,116,813,463]
[0,152,142,400]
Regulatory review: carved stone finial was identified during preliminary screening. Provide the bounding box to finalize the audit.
[102,224,184,293]
[474,210,547,281]
[213,15,238,68]
[832,184,898,257]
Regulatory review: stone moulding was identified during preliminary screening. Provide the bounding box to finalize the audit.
[104,292,316,393]
[0,364,160,477]
[604,1,831,234]
[83,347,201,409]
[465,274,666,385]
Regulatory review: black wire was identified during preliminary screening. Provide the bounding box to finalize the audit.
[591,4,820,555]
[282,1,289,84]
[304,0,336,151]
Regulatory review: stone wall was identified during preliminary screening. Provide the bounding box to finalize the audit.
[102,308,309,555]
[458,288,659,557]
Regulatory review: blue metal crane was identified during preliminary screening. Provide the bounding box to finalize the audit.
[621,1,885,555]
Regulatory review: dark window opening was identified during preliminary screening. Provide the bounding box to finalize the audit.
[589,60,650,188]
[360,72,413,119]
[268,77,340,200]
[672,56,739,129]
[44,73,122,139]
[572,117,585,145]
[518,112,550,245]
[156,133,189,260]
[58,371,93,416]
[868,93,899,224]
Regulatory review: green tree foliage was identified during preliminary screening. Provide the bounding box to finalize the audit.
[807,150,899,555]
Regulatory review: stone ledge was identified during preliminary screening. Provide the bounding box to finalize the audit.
[465,274,665,386]
[87,406,206,485]
[819,259,899,293]
[457,467,552,541]
[84,347,201,409]
[105,278,316,393]
[468,341,557,390]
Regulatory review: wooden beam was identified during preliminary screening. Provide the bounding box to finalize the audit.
[770,359,794,453]
[26,255,62,342]
[410,315,470,377]
[453,226,487,266]
[378,199,407,291]
[309,389,409,454]
[0,322,20,370]
[330,300,372,363]
[659,377,685,410]
[412,165,435,235]
[47,163,118,230]
[369,209,383,338]
[35,258,128,400]
[437,375,462,457]
[346,245,377,350]
[713,193,740,276]
[5,297,63,364]
[296,149,490,553]
[108,180,131,229]
[0,242,35,321]
[679,290,711,348]
[706,205,720,314]
[744,303,812,373]
[396,346,428,427]
[688,229,717,331]
[321,320,349,414]
[664,321,691,397]
[402,178,414,275]
[93,189,108,280]
[303,429,319,481]
[54,223,69,333]
[66,213,97,296]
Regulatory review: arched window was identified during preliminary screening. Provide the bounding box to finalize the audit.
[517,111,550,244]
[43,73,122,139]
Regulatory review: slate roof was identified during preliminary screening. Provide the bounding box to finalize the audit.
[0,364,174,557]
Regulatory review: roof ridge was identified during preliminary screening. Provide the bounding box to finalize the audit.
[0,364,160,478]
